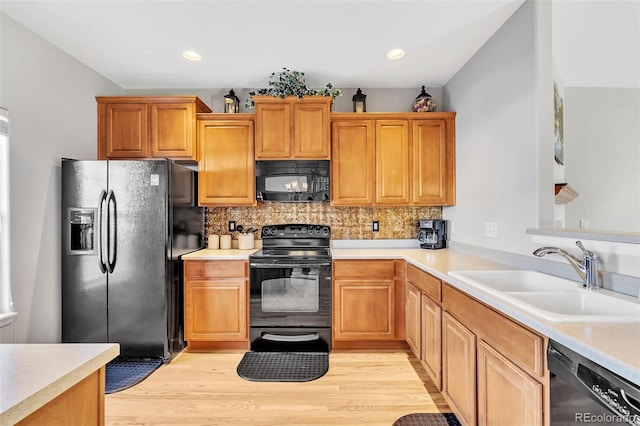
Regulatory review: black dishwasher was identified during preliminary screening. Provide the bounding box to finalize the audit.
[548,340,640,426]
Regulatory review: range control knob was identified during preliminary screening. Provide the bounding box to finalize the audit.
[321,226,330,236]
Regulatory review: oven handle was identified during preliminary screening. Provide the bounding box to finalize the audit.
[262,333,320,342]
[250,262,331,268]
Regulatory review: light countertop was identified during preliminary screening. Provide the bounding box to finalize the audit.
[182,248,259,260]
[0,343,119,425]
[332,248,640,386]
[180,245,640,385]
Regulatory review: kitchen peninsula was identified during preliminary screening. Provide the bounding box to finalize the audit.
[0,343,119,425]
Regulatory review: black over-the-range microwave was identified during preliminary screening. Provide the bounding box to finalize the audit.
[256,160,330,202]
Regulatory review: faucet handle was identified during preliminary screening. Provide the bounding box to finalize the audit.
[575,241,597,258]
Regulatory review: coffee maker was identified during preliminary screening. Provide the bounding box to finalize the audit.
[418,219,447,249]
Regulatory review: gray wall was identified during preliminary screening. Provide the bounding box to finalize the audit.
[0,13,123,343]
[564,87,640,233]
[442,0,554,256]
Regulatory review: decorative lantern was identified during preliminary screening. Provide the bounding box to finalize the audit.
[352,88,367,113]
[224,89,240,113]
[412,86,437,112]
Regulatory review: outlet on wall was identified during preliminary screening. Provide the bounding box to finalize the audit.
[372,221,379,232]
[228,221,236,232]
[484,222,498,238]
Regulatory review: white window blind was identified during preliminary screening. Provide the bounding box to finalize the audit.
[0,107,16,323]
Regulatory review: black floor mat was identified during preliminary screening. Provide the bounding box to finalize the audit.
[393,413,462,426]
[105,358,162,394]
[236,352,328,382]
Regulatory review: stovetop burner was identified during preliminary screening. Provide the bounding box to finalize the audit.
[250,224,331,263]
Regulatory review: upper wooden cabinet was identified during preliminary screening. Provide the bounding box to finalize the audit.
[96,96,211,160]
[330,120,375,206]
[330,112,456,206]
[253,96,331,160]
[197,114,256,206]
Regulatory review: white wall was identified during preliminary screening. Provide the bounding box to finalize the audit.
[442,0,554,256]
[564,87,640,233]
[0,13,123,343]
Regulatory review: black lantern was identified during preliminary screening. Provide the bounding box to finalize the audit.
[412,86,437,112]
[352,88,366,113]
[224,89,240,113]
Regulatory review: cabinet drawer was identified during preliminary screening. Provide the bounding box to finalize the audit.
[333,260,395,278]
[184,260,247,279]
[407,263,441,303]
[442,284,545,379]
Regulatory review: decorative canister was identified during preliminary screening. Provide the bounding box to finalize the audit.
[238,234,255,250]
[207,234,220,249]
[220,234,232,250]
[412,86,437,112]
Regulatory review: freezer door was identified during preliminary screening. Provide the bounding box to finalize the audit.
[107,160,169,358]
[61,159,108,343]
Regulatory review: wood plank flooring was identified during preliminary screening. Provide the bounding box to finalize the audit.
[105,350,450,426]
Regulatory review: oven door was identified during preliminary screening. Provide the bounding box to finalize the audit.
[249,262,331,328]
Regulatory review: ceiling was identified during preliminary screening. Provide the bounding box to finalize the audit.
[1,1,637,90]
[1,0,527,90]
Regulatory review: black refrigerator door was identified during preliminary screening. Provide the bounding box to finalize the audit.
[107,160,169,358]
[61,159,108,343]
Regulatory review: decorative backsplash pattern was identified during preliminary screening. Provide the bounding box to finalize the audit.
[205,203,442,241]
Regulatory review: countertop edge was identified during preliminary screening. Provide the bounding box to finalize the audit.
[1,343,119,425]
[332,248,640,386]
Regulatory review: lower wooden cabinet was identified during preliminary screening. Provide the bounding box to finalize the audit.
[477,340,544,426]
[183,260,249,349]
[442,283,548,426]
[405,282,422,356]
[421,293,442,389]
[332,259,405,347]
[405,264,443,389]
[442,312,477,426]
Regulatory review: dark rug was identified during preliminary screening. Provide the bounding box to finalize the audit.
[393,413,462,426]
[237,352,328,382]
[105,358,162,394]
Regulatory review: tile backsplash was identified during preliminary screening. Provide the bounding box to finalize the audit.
[205,203,442,241]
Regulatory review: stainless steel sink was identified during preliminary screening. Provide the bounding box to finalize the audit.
[448,270,640,323]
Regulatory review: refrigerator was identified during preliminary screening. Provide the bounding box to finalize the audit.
[61,159,204,361]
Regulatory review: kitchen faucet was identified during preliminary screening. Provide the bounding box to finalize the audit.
[533,241,601,289]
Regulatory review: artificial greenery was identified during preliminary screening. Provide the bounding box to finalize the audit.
[244,68,342,110]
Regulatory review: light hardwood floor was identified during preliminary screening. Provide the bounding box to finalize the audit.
[105,350,450,426]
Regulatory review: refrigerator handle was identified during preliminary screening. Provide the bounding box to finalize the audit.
[98,190,107,273]
[106,190,117,273]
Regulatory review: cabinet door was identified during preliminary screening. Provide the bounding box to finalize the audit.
[405,282,422,358]
[255,102,291,159]
[184,279,247,341]
[443,312,476,426]
[198,120,256,206]
[293,100,331,159]
[376,120,410,205]
[412,119,454,205]
[421,293,442,390]
[330,120,375,206]
[333,278,395,341]
[101,103,149,159]
[477,341,543,426]
[150,102,196,160]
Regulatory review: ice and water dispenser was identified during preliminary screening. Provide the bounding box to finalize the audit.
[68,208,96,254]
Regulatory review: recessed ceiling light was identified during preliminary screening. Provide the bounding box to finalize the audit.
[182,51,202,61]
[387,49,405,60]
